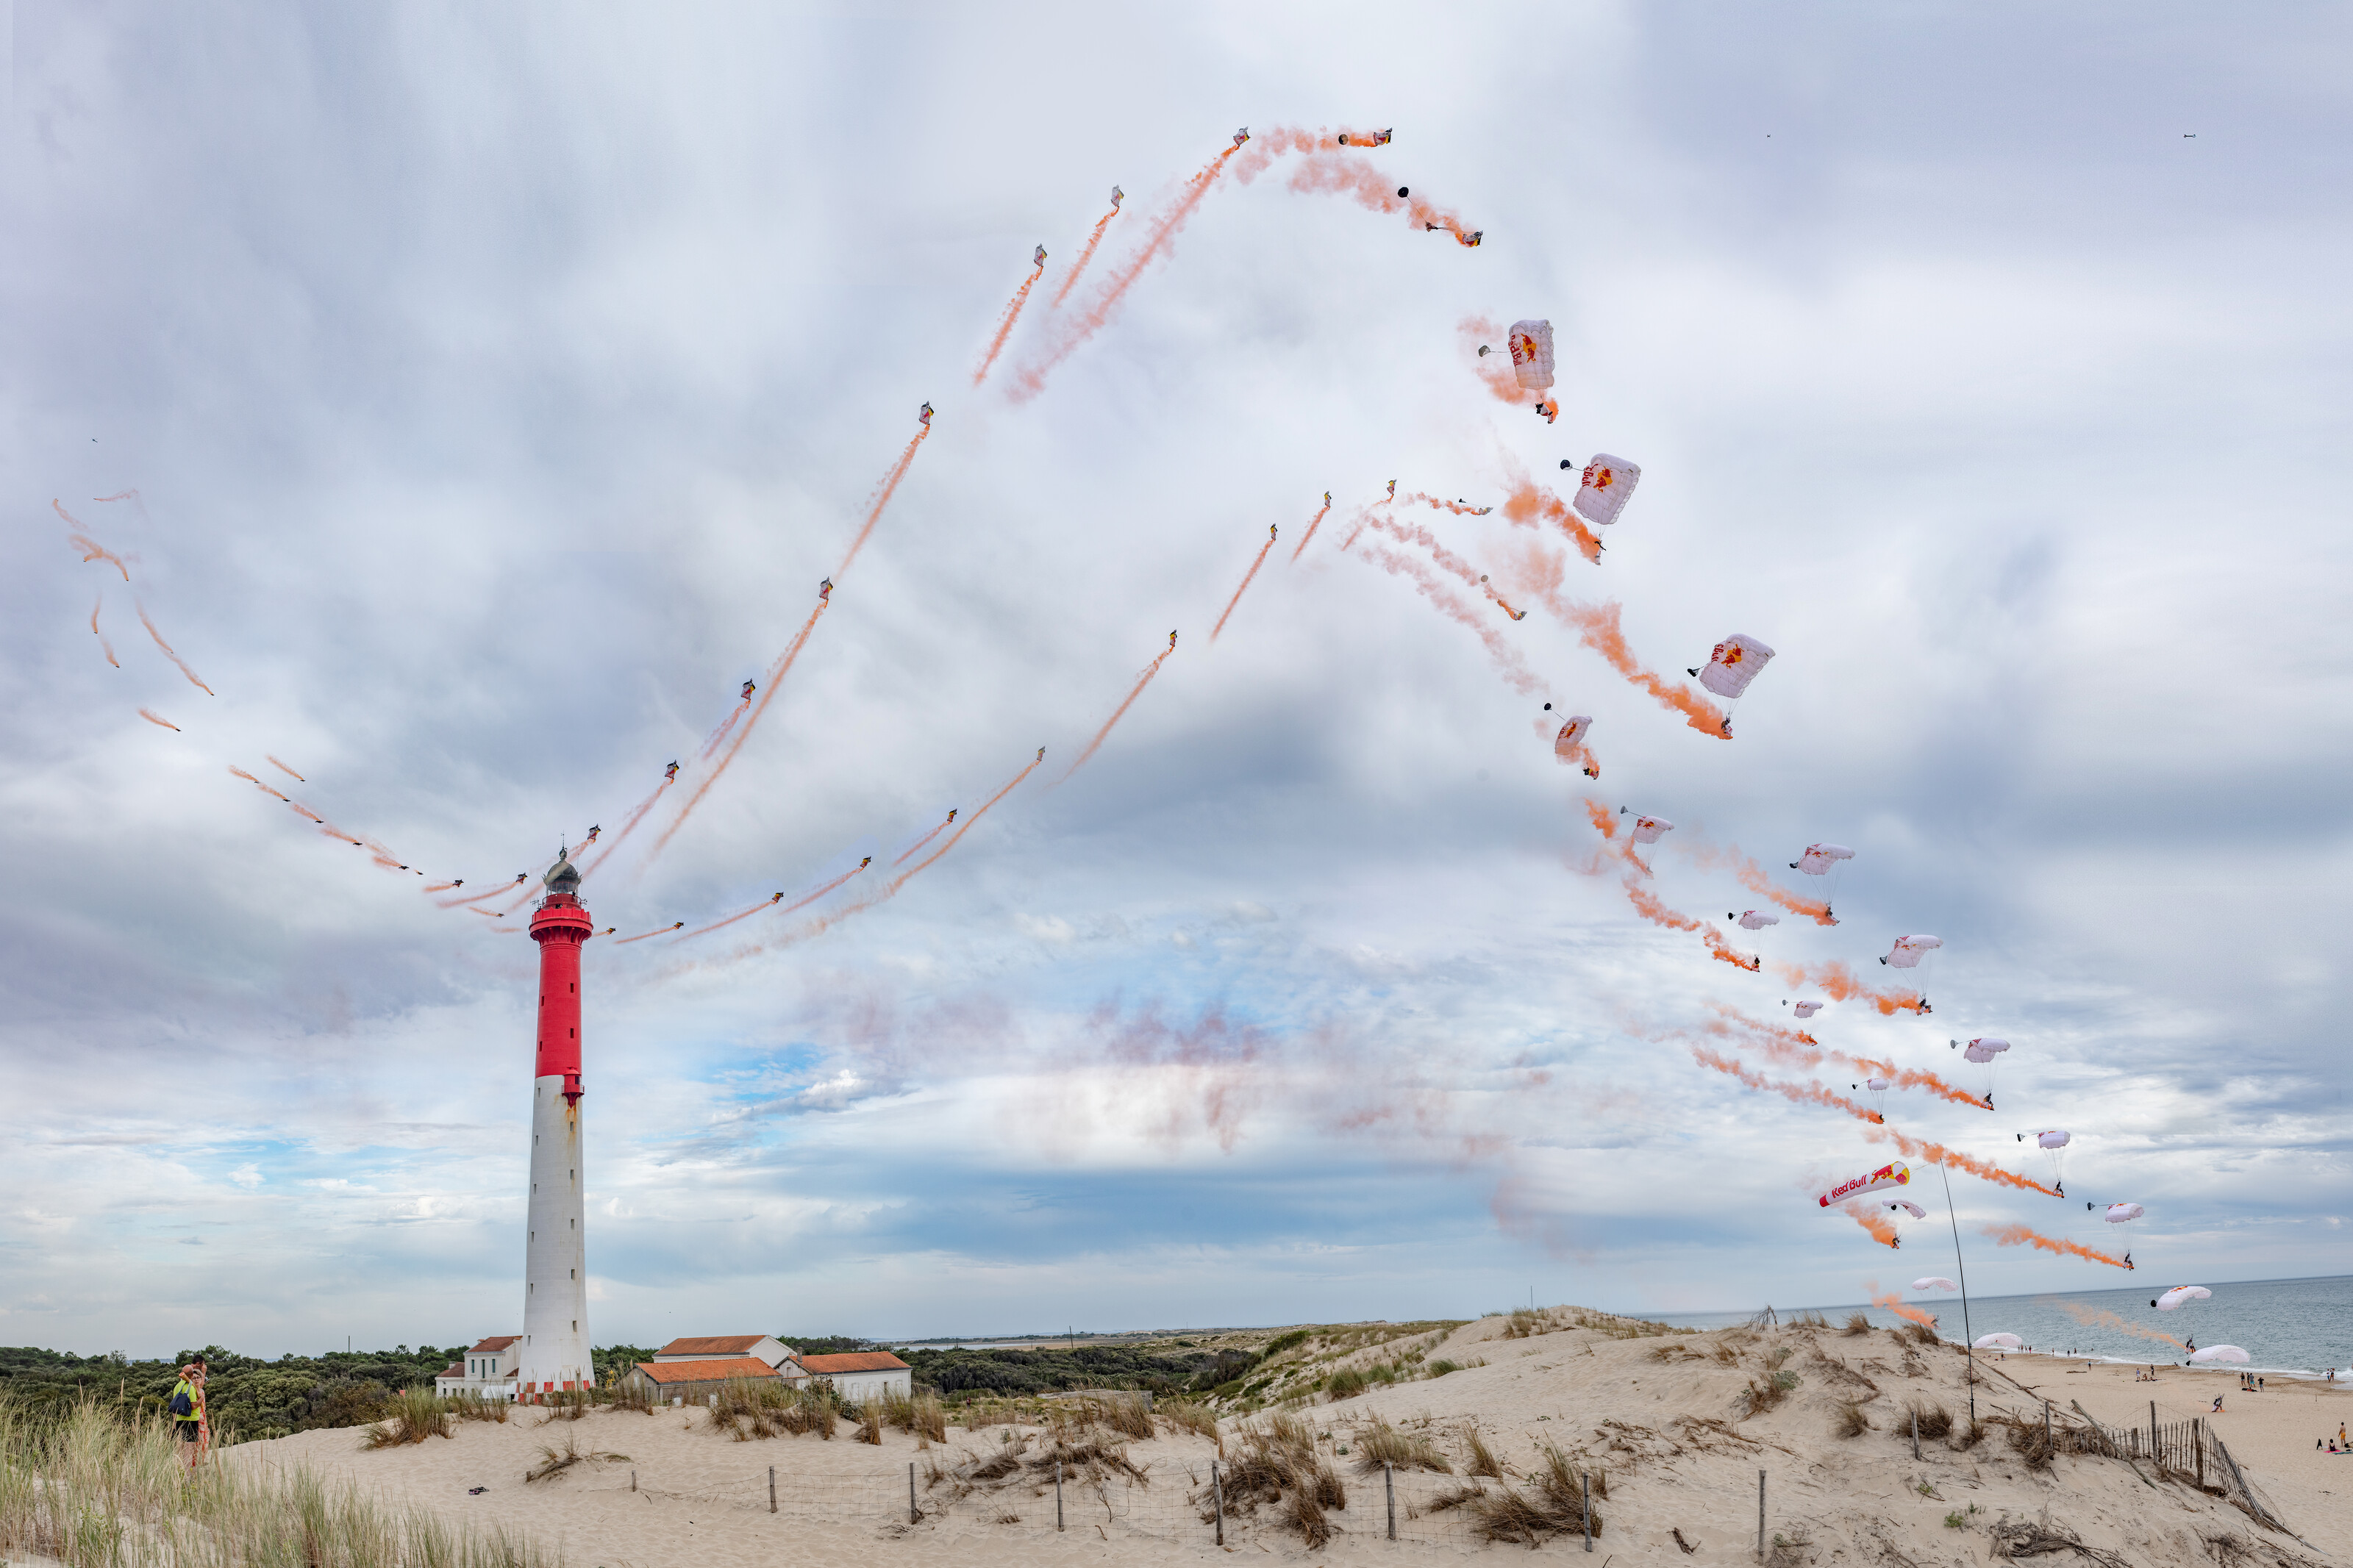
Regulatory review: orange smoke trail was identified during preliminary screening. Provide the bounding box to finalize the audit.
[1499,544,1729,738]
[1554,731,1598,779]
[1008,138,1244,404]
[69,533,133,581]
[1289,498,1332,562]
[974,258,1046,385]
[1983,1223,2130,1270]
[91,596,118,667]
[838,423,930,577]
[679,859,871,940]
[1622,878,1759,971]
[425,882,458,893]
[1050,204,1120,309]
[1279,152,1481,243]
[1687,1046,2059,1198]
[1499,466,1604,566]
[700,698,750,760]
[1210,532,1277,641]
[1704,1006,1988,1111]
[1060,648,1173,782]
[708,753,1046,964]
[1867,1284,1939,1329]
[228,765,290,803]
[1688,842,1834,926]
[1458,318,1535,409]
[134,601,213,695]
[1400,490,1489,516]
[138,709,179,731]
[648,595,831,863]
[892,814,955,867]
[2053,1300,2181,1347]
[1585,798,1618,840]
[1843,1200,1900,1248]
[577,778,672,881]
[1357,545,1546,697]
[266,755,306,782]
[615,921,687,945]
[1769,959,1927,1017]
[94,490,141,504]
[438,879,526,909]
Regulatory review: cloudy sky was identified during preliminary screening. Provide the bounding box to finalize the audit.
[4,3,2347,1358]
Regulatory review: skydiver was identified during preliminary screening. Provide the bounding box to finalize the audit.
[857,856,872,868]
[1110,185,1124,210]
[742,679,757,700]
[918,401,934,428]
[1034,244,1047,268]
[665,761,680,781]
[1268,523,1279,540]
[452,881,463,888]
[2124,1253,2133,1270]
[1035,745,1046,762]
[600,926,615,935]
[820,577,833,601]
[1535,399,1558,423]
[946,809,957,823]
[1385,479,1396,501]
[669,922,683,931]
[768,892,785,904]
[1168,629,1179,651]
[1232,127,1249,148]
[585,826,600,843]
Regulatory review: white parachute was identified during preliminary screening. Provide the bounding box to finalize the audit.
[1973,1333,2024,1350]
[1912,1277,1959,1292]
[1571,455,1640,527]
[1952,1035,2008,1105]
[1855,1075,1893,1119]
[1693,634,1774,700]
[2101,1202,2144,1224]
[2017,1128,2069,1190]
[2187,1345,2249,1365]
[1553,714,1591,749]
[1883,935,1943,968]
[1621,810,1674,845]
[1733,909,1779,931]
[1506,320,1555,392]
[1887,1200,1925,1220]
[2154,1286,2211,1311]
[1792,843,1854,876]
[1790,1000,1823,1019]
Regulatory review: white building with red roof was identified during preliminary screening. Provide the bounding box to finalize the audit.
[433,1335,521,1400]
[797,1350,912,1403]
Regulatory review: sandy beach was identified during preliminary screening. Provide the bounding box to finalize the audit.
[226,1309,2343,1565]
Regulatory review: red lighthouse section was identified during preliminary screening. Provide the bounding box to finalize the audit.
[529,857,594,1103]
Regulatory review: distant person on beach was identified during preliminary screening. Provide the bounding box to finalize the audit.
[2211,1395,2224,1414]
[168,1358,209,1469]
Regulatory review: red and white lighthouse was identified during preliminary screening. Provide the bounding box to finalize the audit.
[521,852,594,1393]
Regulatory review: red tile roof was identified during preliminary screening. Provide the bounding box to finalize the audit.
[438,1364,464,1380]
[799,1352,910,1375]
[630,1357,781,1385]
[656,1335,772,1358]
[468,1335,520,1353]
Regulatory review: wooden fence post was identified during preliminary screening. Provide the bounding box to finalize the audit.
[1912,1408,1921,1461]
[908,1461,917,1524]
[1056,1459,1064,1531]
[1757,1469,1766,1559]
[1582,1469,1592,1553]
[1212,1459,1224,1546]
[768,1465,776,1513]
[2194,1418,2204,1489]
[1386,1461,1396,1541]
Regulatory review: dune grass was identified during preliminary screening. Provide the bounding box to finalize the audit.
[1466,1443,1602,1545]
[1843,1311,1874,1336]
[0,1397,559,1568]
[360,1388,453,1448]
[1350,1414,1453,1475]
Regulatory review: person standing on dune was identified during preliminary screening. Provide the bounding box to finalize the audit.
[168,1357,210,1469]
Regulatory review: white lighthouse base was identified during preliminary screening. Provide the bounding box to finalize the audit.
[518,1075,593,1395]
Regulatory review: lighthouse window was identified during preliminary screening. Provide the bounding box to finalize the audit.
[569,982,575,992]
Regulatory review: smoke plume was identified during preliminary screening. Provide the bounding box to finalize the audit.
[135,601,213,695]
[1982,1223,2130,1270]
[1210,529,1277,642]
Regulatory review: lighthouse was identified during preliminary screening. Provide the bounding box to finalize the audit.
[521,851,594,1395]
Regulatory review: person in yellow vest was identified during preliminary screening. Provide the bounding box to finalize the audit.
[168,1357,210,1468]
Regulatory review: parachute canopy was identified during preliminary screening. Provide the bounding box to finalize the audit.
[1818,1160,1910,1208]
[1973,1333,2024,1350]
[1735,909,1779,931]
[2154,1286,2211,1311]
[1888,1200,1925,1219]
[2034,1130,2071,1150]
[1696,634,1774,699]
[1791,1000,1823,1019]
[1962,1038,2010,1064]
[1627,813,1673,845]
[1506,320,1555,392]
[2187,1345,2249,1365]
[1885,935,1944,969]
[1554,715,1592,749]
[1572,455,1640,527]
[1912,1277,1959,1292]
[1793,843,1854,876]
[2102,1202,2145,1224]
[1865,1076,1892,1092]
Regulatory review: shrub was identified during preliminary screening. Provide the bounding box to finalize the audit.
[1903,1400,1952,1439]
[855,1400,884,1445]
[1834,1399,1872,1438]
[1427,1358,1462,1377]
[1466,1444,1602,1544]
[525,1429,628,1483]
[1842,1312,1873,1336]
[1463,1424,1504,1478]
[1324,1367,1368,1402]
[360,1388,452,1448]
[1157,1398,1221,1450]
[1352,1414,1453,1475]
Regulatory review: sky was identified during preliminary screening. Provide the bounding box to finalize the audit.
[2,2,2348,1360]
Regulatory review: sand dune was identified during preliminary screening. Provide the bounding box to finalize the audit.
[232,1309,2344,1564]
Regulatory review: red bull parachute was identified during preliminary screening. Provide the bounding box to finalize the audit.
[1884,934,1943,968]
[1693,634,1775,700]
[1570,455,1640,527]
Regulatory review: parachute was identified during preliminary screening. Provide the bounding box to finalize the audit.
[1571,455,1640,528]
[2100,1202,2144,1224]
[1973,1333,2024,1350]
[1951,1034,2007,1105]
[1791,843,1854,876]
[2186,1345,2249,1365]
[1817,1160,1910,1207]
[1505,320,1554,393]
[1733,909,1779,931]
[1622,810,1673,845]
[1884,935,1943,968]
[2017,1128,2069,1190]
[1912,1277,1960,1292]
[1887,1200,1925,1220]
[1790,1000,1823,1020]
[1853,1075,1892,1119]
[1553,714,1591,749]
[2154,1285,2211,1311]
[1692,634,1774,701]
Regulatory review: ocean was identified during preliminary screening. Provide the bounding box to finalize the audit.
[1651,1273,2352,1383]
